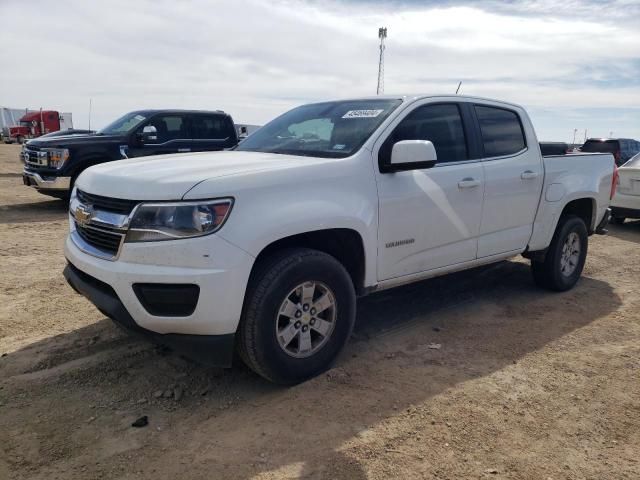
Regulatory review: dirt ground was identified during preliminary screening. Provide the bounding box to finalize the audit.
[0,143,639,480]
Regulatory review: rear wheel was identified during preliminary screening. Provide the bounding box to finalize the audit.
[531,215,588,292]
[237,248,356,385]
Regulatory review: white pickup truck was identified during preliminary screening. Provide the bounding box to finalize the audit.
[63,95,616,384]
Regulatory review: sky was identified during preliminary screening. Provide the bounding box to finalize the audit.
[1,0,639,142]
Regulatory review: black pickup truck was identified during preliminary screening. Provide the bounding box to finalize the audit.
[22,109,239,199]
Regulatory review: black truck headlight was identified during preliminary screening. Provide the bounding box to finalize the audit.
[47,148,70,169]
[125,198,233,242]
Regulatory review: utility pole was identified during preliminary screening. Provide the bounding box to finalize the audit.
[376,27,387,95]
[572,128,577,146]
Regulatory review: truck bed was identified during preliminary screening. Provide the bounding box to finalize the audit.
[527,152,615,251]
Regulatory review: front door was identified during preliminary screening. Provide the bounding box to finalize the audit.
[129,114,192,157]
[374,102,485,281]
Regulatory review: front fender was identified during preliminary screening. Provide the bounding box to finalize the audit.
[183,161,379,286]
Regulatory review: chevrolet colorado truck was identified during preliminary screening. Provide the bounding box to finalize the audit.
[22,109,238,199]
[63,95,616,384]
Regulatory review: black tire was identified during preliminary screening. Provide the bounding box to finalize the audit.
[531,215,588,292]
[237,248,356,385]
[612,216,626,225]
[16,135,24,144]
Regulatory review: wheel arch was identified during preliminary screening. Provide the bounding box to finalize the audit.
[525,195,596,261]
[560,197,596,232]
[250,228,368,296]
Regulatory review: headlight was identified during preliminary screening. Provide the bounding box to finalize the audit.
[47,148,70,169]
[125,198,233,242]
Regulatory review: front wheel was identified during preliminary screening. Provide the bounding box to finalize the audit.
[531,215,588,292]
[237,248,356,385]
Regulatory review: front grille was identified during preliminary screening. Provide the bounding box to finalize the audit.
[76,189,138,215]
[24,147,48,167]
[75,223,124,256]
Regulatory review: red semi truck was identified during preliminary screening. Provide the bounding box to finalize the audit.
[2,110,73,144]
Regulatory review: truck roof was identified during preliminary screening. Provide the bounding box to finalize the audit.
[311,94,525,110]
[129,109,230,116]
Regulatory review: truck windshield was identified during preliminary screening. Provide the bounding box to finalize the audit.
[98,112,148,135]
[236,99,402,158]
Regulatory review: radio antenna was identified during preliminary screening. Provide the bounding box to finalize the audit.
[376,27,387,95]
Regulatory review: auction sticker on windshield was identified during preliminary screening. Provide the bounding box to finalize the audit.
[342,109,384,119]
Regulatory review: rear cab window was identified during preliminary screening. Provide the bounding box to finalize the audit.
[475,105,526,158]
[190,114,235,142]
[581,140,620,154]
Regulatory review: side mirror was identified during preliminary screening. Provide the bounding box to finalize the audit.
[140,125,158,144]
[389,140,437,172]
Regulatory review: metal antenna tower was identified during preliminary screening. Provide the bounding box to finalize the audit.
[376,27,387,95]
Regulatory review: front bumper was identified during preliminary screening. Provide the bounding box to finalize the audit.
[63,263,235,367]
[23,169,71,191]
[64,231,255,337]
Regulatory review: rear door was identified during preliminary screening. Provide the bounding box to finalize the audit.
[374,101,485,280]
[474,104,544,257]
[189,113,237,152]
[129,113,191,157]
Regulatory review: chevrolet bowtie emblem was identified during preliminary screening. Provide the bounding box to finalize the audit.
[74,204,92,227]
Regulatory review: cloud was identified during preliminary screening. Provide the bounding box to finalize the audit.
[0,0,638,139]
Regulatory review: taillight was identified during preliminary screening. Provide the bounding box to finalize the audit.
[610,162,619,200]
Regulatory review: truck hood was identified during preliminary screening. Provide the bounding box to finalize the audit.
[28,133,122,148]
[75,150,322,200]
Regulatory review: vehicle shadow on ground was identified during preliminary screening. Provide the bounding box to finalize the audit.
[607,220,640,242]
[0,261,621,479]
[0,199,68,224]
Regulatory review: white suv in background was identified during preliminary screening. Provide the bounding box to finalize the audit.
[611,152,640,224]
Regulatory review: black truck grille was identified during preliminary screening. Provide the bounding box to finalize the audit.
[23,146,48,167]
[75,223,124,255]
[76,189,139,215]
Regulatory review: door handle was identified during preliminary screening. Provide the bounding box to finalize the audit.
[458,178,480,189]
[521,170,539,180]
[177,148,191,153]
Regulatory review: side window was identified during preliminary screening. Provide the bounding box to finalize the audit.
[379,103,468,168]
[475,106,526,158]
[191,115,234,140]
[145,115,186,143]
